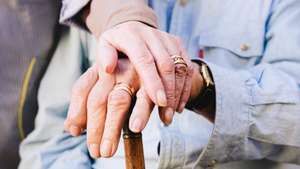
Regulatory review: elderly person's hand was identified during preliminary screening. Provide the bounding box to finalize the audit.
[64,22,195,158]
[65,59,153,158]
[94,21,193,124]
[64,57,206,159]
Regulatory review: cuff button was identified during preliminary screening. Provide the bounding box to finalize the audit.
[207,159,217,168]
[240,44,250,51]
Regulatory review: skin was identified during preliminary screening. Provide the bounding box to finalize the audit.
[64,58,204,158]
[94,21,194,124]
[72,0,195,158]
[64,21,196,158]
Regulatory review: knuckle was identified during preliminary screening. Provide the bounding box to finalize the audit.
[166,92,176,105]
[87,95,106,111]
[87,128,100,137]
[175,65,188,78]
[135,53,155,67]
[88,109,101,119]
[159,59,175,74]
[106,121,120,133]
[109,91,126,102]
[108,91,129,107]
[103,125,121,141]
[87,136,100,144]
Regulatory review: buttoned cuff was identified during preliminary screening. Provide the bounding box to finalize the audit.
[59,0,91,30]
[196,61,253,168]
[60,0,158,36]
[158,129,185,169]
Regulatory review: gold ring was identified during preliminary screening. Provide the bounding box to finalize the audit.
[171,55,188,67]
[113,82,135,97]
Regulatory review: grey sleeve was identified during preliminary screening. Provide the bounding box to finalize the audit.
[59,0,91,30]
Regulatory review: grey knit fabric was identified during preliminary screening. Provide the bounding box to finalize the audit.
[0,1,60,168]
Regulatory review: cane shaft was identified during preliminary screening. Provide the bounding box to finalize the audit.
[123,97,145,169]
[123,134,145,169]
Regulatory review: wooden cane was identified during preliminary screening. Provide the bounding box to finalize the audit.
[123,97,145,169]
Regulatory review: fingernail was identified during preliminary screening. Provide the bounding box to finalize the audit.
[165,108,174,125]
[70,125,81,136]
[89,144,100,158]
[178,102,186,113]
[156,90,167,107]
[101,140,112,157]
[131,118,143,132]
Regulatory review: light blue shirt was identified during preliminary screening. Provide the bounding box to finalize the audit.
[19,0,300,168]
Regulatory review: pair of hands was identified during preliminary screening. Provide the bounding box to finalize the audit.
[64,21,202,158]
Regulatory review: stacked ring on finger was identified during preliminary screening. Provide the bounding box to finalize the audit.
[171,55,188,67]
[113,82,135,97]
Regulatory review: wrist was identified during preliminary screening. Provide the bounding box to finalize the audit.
[85,0,158,38]
[190,62,204,101]
[186,60,216,122]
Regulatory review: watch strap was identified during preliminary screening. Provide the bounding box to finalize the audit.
[186,60,215,111]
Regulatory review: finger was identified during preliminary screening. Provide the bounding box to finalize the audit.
[143,30,176,125]
[101,30,167,107]
[157,34,182,124]
[100,89,132,157]
[86,73,115,158]
[177,48,194,113]
[172,38,189,111]
[97,38,118,73]
[174,60,188,111]
[129,88,154,133]
[65,65,98,136]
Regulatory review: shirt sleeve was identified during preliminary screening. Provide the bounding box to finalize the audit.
[59,0,158,36]
[59,0,90,29]
[196,0,300,167]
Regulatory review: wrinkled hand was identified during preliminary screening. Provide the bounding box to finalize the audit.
[64,22,196,159]
[96,21,193,124]
[65,59,155,158]
[64,60,207,159]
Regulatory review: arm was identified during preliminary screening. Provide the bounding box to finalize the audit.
[195,0,300,167]
[61,0,194,127]
[59,0,158,36]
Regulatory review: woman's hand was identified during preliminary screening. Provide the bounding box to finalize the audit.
[96,21,193,124]
[64,22,195,158]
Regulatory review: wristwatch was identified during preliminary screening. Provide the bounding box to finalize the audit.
[186,60,215,111]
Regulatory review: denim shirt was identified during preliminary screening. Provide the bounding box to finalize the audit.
[19,0,300,169]
[152,0,300,168]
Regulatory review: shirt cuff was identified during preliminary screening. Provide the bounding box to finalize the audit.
[196,61,253,168]
[158,129,185,169]
[59,0,91,30]
[60,0,158,37]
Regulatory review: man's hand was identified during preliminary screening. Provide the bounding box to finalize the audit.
[64,21,195,158]
[64,59,154,158]
[64,59,208,159]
